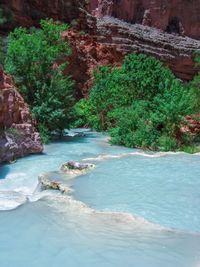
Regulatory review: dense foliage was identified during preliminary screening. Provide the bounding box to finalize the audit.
[74,54,200,151]
[5,19,74,142]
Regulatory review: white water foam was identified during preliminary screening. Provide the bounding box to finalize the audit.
[0,171,39,210]
[0,163,167,232]
[1,146,199,227]
[0,191,27,210]
[82,151,186,161]
[44,192,167,232]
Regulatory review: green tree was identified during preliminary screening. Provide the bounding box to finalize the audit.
[75,53,200,151]
[5,19,75,142]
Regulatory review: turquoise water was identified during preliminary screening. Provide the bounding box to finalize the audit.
[0,131,200,267]
[73,153,200,232]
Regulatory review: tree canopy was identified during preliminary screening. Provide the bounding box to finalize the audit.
[5,19,75,142]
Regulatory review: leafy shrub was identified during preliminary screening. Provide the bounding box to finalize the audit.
[75,53,200,151]
[37,124,50,144]
[5,19,75,141]
[72,98,101,129]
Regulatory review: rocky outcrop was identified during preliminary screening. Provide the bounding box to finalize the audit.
[87,1,200,81]
[96,17,200,80]
[90,0,200,40]
[0,66,43,164]
[62,29,123,97]
[39,161,95,193]
[61,161,95,173]
[39,172,71,193]
[62,15,200,94]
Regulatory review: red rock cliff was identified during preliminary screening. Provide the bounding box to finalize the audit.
[90,0,200,40]
[96,16,200,80]
[1,1,200,85]
[88,1,200,81]
[0,66,43,163]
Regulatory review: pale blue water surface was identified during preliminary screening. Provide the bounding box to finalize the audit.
[0,131,200,267]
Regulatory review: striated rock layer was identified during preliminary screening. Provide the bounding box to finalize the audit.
[0,66,43,164]
[90,0,200,40]
[96,16,200,80]
[61,15,200,95]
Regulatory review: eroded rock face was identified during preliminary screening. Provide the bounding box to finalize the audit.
[2,0,200,82]
[0,66,43,164]
[62,29,123,97]
[96,16,200,80]
[87,1,200,81]
[90,0,200,40]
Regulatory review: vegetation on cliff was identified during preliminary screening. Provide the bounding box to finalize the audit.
[74,54,200,151]
[2,17,200,151]
[4,19,74,143]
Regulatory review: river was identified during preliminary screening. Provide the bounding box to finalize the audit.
[0,131,199,267]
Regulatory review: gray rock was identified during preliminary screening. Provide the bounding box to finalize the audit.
[38,172,70,194]
[61,161,95,172]
[39,161,95,193]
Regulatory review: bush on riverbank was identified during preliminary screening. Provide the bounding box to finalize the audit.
[5,19,75,143]
[74,54,200,151]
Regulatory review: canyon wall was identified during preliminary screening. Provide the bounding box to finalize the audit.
[4,0,200,39]
[0,66,43,164]
[62,30,123,97]
[0,0,88,31]
[90,0,200,40]
[96,16,200,81]
[87,0,200,81]
[1,0,200,82]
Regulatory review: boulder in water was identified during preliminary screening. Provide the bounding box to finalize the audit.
[38,172,70,194]
[39,161,95,193]
[60,161,95,173]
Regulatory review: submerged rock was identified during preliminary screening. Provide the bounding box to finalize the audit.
[61,161,95,172]
[38,172,71,194]
[39,161,95,193]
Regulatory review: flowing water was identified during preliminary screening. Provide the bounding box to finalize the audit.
[0,131,200,267]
